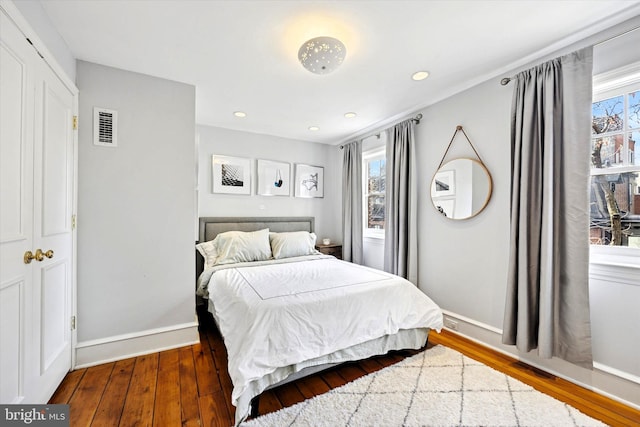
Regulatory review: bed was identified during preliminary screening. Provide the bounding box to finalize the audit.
[195,217,443,426]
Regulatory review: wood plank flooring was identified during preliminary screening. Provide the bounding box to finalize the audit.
[50,307,640,426]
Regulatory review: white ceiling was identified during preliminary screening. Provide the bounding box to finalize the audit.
[39,0,640,145]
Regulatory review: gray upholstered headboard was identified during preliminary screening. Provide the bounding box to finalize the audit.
[196,216,315,278]
[198,216,314,243]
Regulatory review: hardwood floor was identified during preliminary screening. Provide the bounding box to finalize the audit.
[50,308,640,426]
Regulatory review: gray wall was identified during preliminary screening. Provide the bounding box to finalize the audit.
[76,61,196,341]
[197,125,342,242]
[416,77,510,327]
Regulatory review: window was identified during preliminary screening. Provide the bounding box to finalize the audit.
[591,64,640,249]
[363,148,385,236]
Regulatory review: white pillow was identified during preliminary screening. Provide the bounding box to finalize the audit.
[269,231,318,259]
[214,228,272,265]
[196,239,218,269]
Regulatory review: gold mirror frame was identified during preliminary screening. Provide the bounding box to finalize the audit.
[430,158,493,220]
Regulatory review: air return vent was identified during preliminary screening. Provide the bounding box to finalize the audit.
[93,107,118,147]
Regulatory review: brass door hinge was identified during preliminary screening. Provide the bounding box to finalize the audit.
[72,116,78,130]
[71,214,76,230]
[71,316,76,330]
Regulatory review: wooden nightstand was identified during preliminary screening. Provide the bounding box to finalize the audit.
[315,243,342,260]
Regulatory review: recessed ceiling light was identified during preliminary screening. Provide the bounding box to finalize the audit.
[412,71,430,81]
[308,126,320,131]
[233,111,247,118]
[344,112,357,118]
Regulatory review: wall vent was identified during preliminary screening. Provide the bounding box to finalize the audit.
[93,107,118,147]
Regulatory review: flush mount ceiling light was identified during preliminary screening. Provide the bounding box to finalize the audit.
[298,36,346,74]
[344,112,357,118]
[233,111,247,118]
[308,126,320,131]
[412,71,430,81]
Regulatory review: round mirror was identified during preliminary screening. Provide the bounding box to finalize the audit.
[430,158,492,220]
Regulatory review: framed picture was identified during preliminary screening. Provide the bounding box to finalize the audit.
[431,170,455,197]
[212,155,251,195]
[294,164,324,198]
[257,159,291,196]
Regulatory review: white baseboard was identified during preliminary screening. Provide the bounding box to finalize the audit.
[441,309,503,334]
[74,322,200,368]
[593,361,640,386]
[441,310,640,411]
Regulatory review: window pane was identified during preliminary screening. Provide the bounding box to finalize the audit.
[590,172,640,246]
[629,90,640,129]
[367,194,385,229]
[631,131,639,166]
[368,159,386,193]
[366,157,386,230]
[592,135,625,168]
[592,96,623,135]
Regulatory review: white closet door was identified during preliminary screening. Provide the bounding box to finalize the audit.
[0,9,75,404]
[28,58,75,404]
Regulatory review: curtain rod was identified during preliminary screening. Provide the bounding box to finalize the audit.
[339,113,422,149]
[500,25,640,86]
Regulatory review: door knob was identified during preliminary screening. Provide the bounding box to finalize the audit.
[34,249,54,261]
[24,251,35,264]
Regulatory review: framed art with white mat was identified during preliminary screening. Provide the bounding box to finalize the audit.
[294,164,324,198]
[212,155,251,195]
[257,159,290,196]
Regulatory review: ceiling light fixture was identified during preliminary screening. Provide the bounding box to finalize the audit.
[233,111,247,118]
[308,126,320,131]
[298,36,346,74]
[412,71,430,81]
[344,112,357,118]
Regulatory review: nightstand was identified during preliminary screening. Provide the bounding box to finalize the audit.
[315,243,343,260]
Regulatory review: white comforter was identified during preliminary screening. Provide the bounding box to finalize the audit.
[197,255,443,425]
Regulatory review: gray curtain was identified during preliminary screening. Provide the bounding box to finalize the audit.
[342,140,363,264]
[503,47,593,367]
[384,119,418,284]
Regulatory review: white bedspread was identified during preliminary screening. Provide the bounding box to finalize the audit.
[197,255,443,425]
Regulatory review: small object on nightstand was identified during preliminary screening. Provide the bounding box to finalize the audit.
[322,238,331,245]
[316,243,342,260]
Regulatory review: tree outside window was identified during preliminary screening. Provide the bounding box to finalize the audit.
[590,88,640,247]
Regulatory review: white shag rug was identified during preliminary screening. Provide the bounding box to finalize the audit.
[241,345,607,427]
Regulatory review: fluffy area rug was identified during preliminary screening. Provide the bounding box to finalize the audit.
[241,345,606,427]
